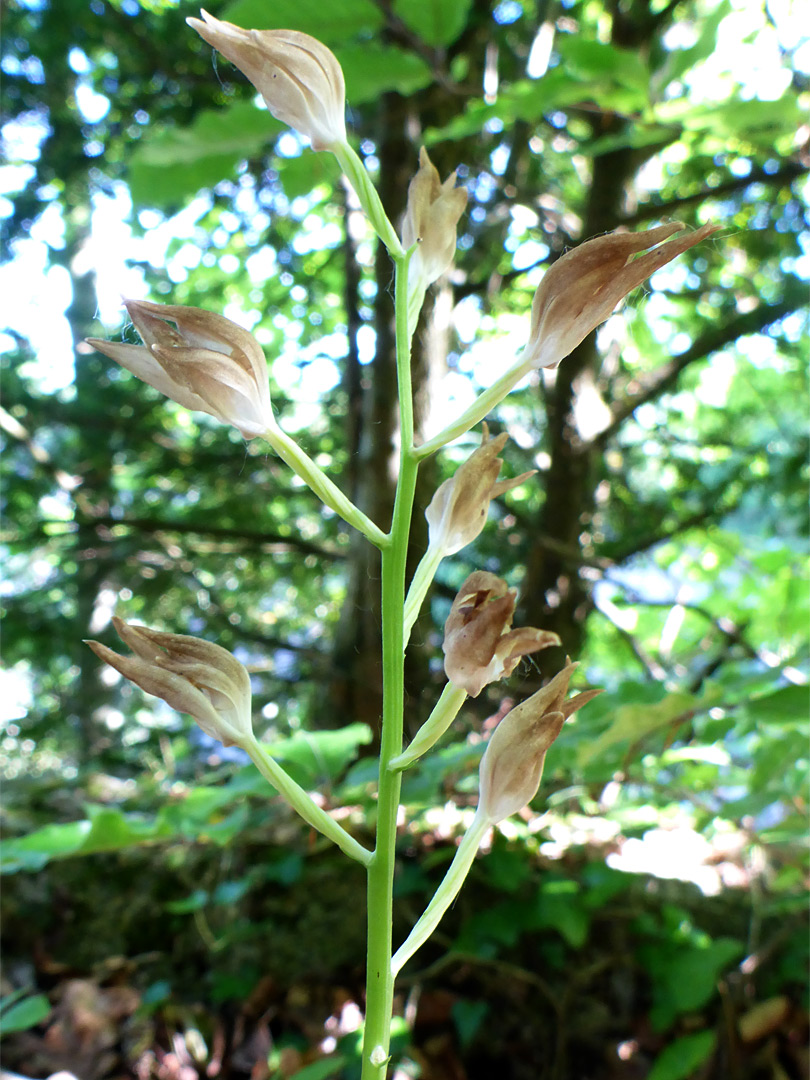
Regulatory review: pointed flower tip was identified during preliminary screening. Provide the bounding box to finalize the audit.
[402,146,468,291]
[88,299,273,440]
[525,220,719,371]
[188,11,346,150]
[443,572,562,697]
[477,661,601,825]
[426,426,534,558]
[88,618,254,749]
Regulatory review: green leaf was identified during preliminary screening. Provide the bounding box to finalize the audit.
[485,840,532,893]
[648,1030,717,1080]
[269,722,373,788]
[290,1055,347,1080]
[427,70,591,141]
[128,102,280,208]
[262,852,304,886]
[0,993,51,1037]
[2,724,370,874]
[586,123,677,158]
[222,0,383,41]
[744,685,809,726]
[578,686,719,768]
[555,36,651,95]
[0,988,28,1013]
[165,888,209,914]
[644,937,744,1029]
[528,879,590,948]
[392,0,473,47]
[452,999,488,1048]
[661,0,730,85]
[274,152,337,200]
[338,43,433,104]
[655,95,804,148]
[0,820,91,872]
[82,804,160,851]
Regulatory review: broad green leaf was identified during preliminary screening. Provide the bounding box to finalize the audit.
[648,1030,717,1080]
[338,43,433,104]
[427,70,591,141]
[262,852,304,886]
[7,725,372,870]
[655,95,804,147]
[533,898,589,948]
[222,0,383,40]
[485,840,533,893]
[275,152,337,200]
[555,36,651,96]
[587,123,678,158]
[290,1055,347,1080]
[578,686,720,768]
[0,988,28,1012]
[644,937,743,1029]
[1,728,369,870]
[212,878,251,905]
[131,103,274,168]
[268,722,372,787]
[452,999,489,1048]
[743,685,809,726]
[459,903,527,951]
[659,0,731,87]
[530,880,590,948]
[82,803,162,851]
[392,0,473,47]
[165,888,209,914]
[128,102,280,208]
[0,993,51,1037]
[1,820,91,872]
[581,864,634,909]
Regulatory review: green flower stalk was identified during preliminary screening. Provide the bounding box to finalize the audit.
[403,426,535,638]
[392,662,603,976]
[88,14,720,1077]
[416,221,721,458]
[86,619,372,867]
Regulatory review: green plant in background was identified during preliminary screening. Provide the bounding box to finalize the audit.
[78,12,724,1076]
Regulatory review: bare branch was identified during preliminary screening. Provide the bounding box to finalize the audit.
[618,161,808,228]
[592,297,800,449]
[90,514,344,559]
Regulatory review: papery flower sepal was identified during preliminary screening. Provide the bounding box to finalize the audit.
[526,221,721,370]
[404,426,535,639]
[478,661,602,825]
[87,300,274,439]
[415,221,719,458]
[187,10,347,151]
[443,571,560,697]
[391,663,602,976]
[402,147,467,299]
[86,617,254,748]
[425,424,535,558]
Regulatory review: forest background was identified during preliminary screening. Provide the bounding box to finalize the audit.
[1,0,808,1078]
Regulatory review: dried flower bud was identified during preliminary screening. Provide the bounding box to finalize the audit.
[86,617,254,748]
[443,572,560,697]
[478,661,602,824]
[87,300,273,439]
[525,222,720,369]
[425,424,535,557]
[402,147,468,289]
[187,11,346,151]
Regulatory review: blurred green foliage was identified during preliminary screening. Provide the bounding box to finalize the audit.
[1,0,808,1075]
